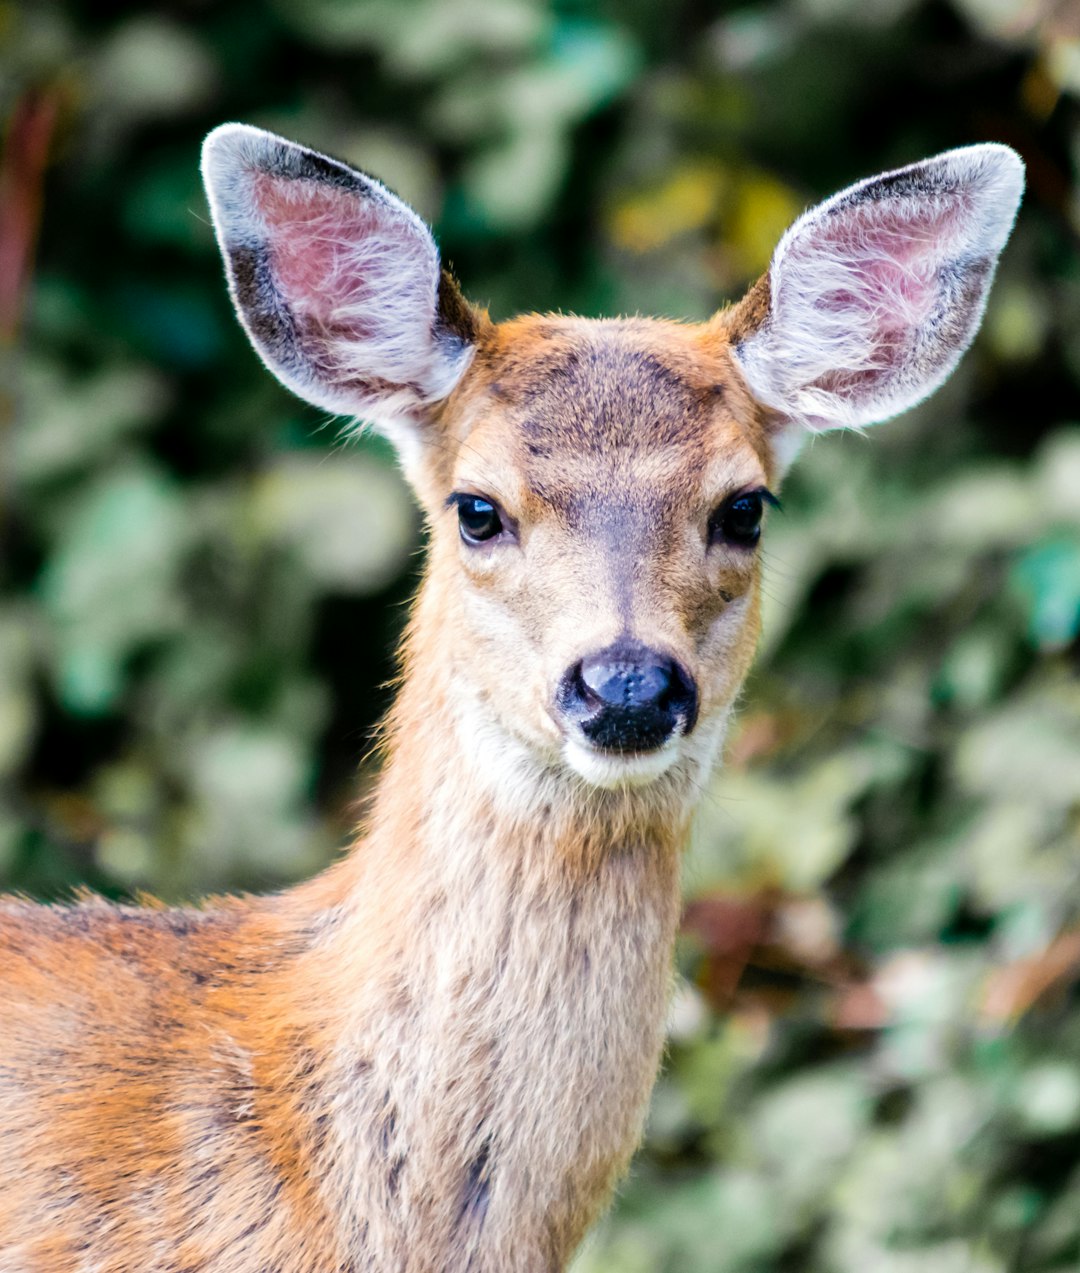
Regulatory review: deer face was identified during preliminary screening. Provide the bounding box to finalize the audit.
[202,125,1023,791]
[414,316,775,787]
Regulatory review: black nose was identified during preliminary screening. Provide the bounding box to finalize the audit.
[557,641,698,754]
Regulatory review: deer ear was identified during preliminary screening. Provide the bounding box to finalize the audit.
[201,124,480,439]
[728,144,1024,441]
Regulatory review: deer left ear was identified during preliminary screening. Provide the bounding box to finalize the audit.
[201,124,483,442]
[727,144,1024,448]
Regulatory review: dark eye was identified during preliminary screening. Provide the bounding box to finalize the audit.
[454,495,504,545]
[710,489,774,548]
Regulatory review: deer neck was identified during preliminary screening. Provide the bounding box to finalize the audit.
[287,588,692,1266]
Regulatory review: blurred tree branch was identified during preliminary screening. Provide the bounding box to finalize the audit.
[0,87,60,344]
[0,85,61,546]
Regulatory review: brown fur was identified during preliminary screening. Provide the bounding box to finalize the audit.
[1,309,778,1270]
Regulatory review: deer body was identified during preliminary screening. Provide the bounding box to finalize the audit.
[0,129,1023,1270]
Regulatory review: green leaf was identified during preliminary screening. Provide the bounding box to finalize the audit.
[38,465,188,714]
[249,452,414,592]
[1011,534,1080,650]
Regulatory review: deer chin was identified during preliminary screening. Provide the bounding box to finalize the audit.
[562,735,683,789]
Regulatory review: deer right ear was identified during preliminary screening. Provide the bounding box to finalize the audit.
[726,144,1024,457]
[201,124,481,443]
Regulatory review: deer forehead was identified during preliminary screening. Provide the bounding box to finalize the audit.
[445,315,772,520]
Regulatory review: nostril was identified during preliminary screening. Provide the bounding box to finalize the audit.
[579,654,672,711]
[664,660,699,732]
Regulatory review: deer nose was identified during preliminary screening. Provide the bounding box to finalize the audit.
[557,641,698,754]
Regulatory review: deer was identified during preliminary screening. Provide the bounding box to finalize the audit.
[0,125,1023,1271]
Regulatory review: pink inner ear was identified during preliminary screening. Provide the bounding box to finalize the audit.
[798,197,969,308]
[793,197,978,391]
[254,173,415,340]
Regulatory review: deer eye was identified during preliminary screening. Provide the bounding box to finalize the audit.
[452,494,505,545]
[709,488,778,549]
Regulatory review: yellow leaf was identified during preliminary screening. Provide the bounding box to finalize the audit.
[727,172,803,277]
[608,162,725,254]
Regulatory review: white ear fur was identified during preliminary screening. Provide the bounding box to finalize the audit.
[201,123,474,429]
[732,144,1024,433]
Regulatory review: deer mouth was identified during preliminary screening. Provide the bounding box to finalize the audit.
[561,732,684,789]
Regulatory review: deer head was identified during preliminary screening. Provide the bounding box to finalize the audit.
[202,126,1022,797]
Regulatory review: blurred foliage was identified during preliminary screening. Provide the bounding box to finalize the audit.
[2,0,1080,1267]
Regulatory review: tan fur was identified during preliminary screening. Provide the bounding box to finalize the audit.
[0,306,779,1271]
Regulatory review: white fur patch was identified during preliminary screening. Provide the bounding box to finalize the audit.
[201,123,473,428]
[563,736,682,789]
[733,143,1024,432]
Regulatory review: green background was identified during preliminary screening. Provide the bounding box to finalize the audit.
[3,0,1080,1267]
